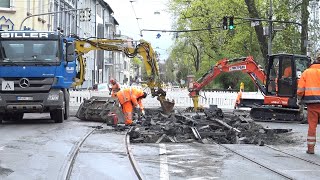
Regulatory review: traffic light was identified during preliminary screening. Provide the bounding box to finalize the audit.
[86,9,91,21]
[229,16,234,30]
[222,16,228,30]
[79,10,85,21]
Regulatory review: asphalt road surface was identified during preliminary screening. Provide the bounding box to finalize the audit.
[1,113,320,180]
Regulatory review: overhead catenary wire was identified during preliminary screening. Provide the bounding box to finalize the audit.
[129,1,143,37]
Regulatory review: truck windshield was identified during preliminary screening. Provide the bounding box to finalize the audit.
[0,40,59,63]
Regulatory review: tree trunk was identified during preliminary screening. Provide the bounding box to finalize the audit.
[191,42,200,72]
[244,0,268,66]
[300,0,309,55]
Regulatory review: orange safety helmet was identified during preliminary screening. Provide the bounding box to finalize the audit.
[110,78,116,84]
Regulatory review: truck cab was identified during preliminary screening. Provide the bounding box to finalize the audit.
[0,31,76,123]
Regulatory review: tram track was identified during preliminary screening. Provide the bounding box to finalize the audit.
[60,124,104,180]
[216,142,320,180]
[59,125,144,180]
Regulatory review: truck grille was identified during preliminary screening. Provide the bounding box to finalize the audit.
[0,77,54,92]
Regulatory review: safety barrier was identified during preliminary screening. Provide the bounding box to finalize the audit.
[70,88,263,110]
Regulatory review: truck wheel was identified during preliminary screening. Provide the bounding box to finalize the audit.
[54,109,64,123]
[16,113,24,121]
[50,111,56,120]
[2,113,14,121]
[64,90,70,120]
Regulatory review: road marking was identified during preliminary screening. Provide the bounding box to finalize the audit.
[283,169,320,172]
[159,143,169,180]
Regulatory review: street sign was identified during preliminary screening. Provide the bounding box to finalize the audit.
[273,25,284,31]
[2,81,14,91]
[251,21,260,27]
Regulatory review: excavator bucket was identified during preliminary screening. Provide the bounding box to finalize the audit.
[158,97,175,114]
[76,96,124,124]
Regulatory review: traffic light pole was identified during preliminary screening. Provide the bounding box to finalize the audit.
[19,8,89,30]
[235,16,302,54]
[268,0,273,55]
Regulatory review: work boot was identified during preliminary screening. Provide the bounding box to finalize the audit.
[306,150,315,154]
[306,145,315,154]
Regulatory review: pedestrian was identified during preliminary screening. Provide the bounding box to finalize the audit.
[116,87,147,125]
[297,54,320,154]
[109,78,120,97]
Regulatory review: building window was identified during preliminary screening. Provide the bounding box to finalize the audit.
[71,14,75,33]
[0,0,10,8]
[53,3,58,30]
[59,6,63,28]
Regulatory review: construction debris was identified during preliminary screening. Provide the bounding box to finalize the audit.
[127,106,293,145]
[76,96,124,125]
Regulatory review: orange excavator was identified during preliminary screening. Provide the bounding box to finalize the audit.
[188,54,310,122]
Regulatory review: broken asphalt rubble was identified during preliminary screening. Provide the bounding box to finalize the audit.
[75,97,294,146]
[126,106,293,145]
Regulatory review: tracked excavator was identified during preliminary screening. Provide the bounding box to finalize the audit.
[188,54,310,122]
[73,37,174,122]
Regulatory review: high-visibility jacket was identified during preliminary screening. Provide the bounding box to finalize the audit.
[116,88,144,109]
[235,91,242,107]
[297,64,320,104]
[283,67,292,78]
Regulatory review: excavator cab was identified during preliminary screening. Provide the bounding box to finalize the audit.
[265,54,310,107]
[250,54,310,121]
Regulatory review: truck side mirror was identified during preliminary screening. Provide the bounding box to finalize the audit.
[66,42,75,62]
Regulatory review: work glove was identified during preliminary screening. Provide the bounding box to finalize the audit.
[134,105,140,112]
[141,110,145,116]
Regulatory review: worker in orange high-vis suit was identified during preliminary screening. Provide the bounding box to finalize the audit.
[282,59,292,78]
[116,88,147,125]
[109,79,121,97]
[234,82,244,109]
[297,54,320,154]
[283,65,292,78]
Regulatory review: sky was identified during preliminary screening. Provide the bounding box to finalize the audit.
[106,0,174,60]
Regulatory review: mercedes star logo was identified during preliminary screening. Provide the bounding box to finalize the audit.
[19,78,30,88]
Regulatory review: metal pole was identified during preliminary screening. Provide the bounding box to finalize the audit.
[19,8,89,30]
[94,1,97,84]
[268,0,273,55]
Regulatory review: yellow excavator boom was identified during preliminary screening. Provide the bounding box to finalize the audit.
[73,38,174,114]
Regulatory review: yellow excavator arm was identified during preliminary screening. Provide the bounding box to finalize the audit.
[73,38,174,113]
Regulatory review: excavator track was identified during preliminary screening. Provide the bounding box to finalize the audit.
[250,106,305,122]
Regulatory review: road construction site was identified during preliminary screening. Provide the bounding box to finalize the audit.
[0,106,319,180]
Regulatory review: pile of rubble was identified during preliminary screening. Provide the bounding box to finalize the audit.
[127,106,293,145]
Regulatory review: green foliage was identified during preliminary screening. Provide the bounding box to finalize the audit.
[132,57,142,66]
[166,0,306,89]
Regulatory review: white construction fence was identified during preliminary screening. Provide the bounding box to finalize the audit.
[70,88,264,110]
